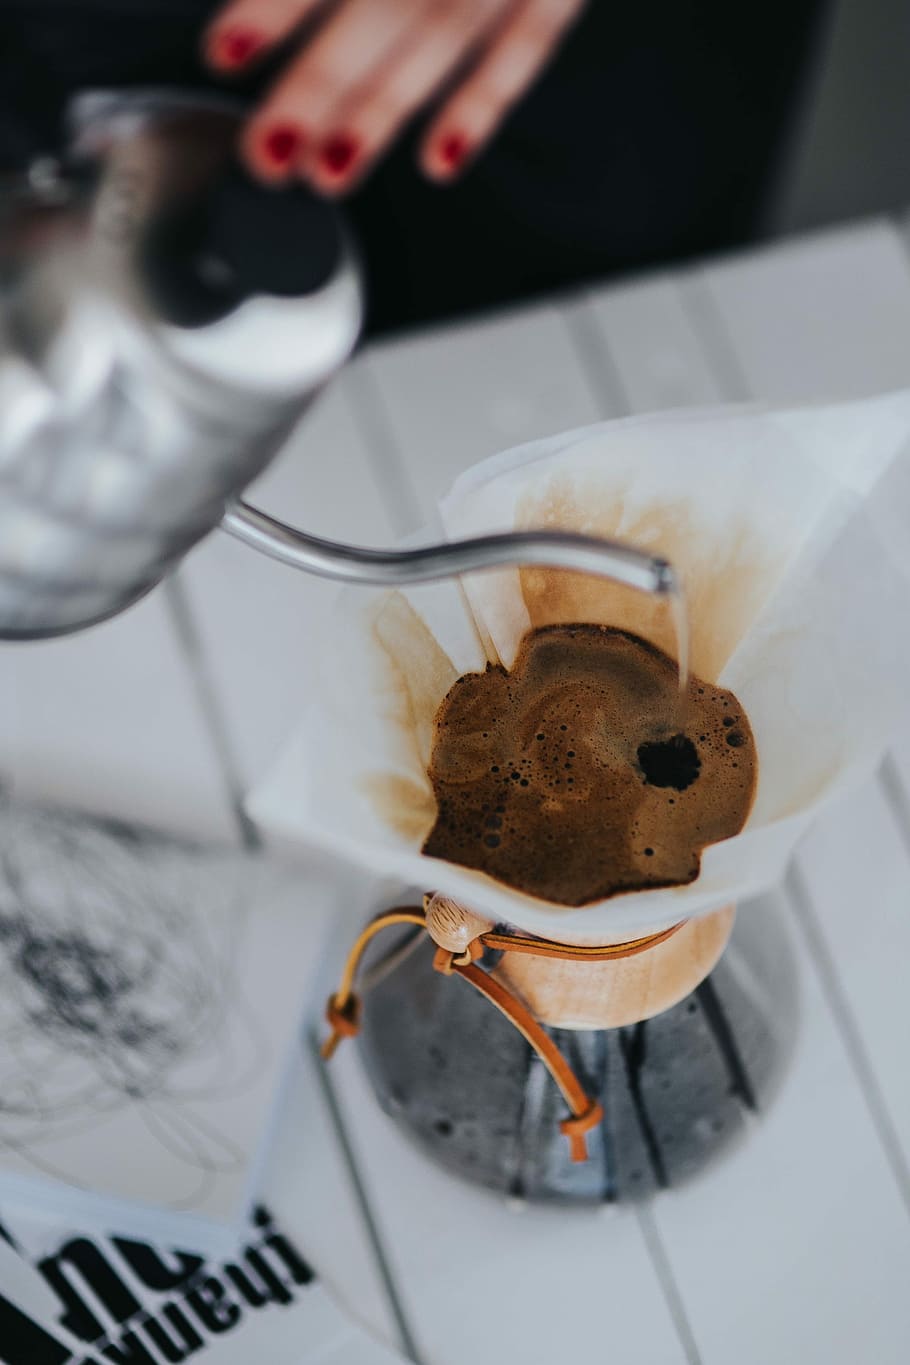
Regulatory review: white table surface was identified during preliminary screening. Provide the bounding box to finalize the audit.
[5,215,910,1364]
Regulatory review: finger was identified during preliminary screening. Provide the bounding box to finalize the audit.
[203,0,327,72]
[305,2,505,195]
[420,0,585,181]
[242,0,428,180]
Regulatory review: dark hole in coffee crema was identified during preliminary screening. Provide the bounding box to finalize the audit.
[637,735,701,791]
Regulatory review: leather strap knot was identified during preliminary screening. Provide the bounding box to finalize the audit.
[560,1101,605,1163]
[433,946,456,975]
[322,992,363,1060]
[432,941,483,975]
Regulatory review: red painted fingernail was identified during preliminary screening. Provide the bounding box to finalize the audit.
[439,132,469,171]
[263,124,303,168]
[320,133,359,177]
[215,26,263,69]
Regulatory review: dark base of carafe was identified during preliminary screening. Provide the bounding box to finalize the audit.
[355,897,798,1202]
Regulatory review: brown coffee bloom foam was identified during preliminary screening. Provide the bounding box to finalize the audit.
[423,625,757,907]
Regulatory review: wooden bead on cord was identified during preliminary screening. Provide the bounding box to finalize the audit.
[424,894,492,955]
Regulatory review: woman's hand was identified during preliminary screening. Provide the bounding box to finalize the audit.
[203,0,585,193]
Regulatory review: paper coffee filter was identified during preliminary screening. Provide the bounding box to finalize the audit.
[249,389,910,937]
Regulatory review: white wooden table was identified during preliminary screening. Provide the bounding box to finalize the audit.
[5,215,910,1363]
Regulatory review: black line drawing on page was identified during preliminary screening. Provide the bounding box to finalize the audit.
[0,801,270,1209]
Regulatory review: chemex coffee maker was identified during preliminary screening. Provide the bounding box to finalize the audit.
[0,88,674,640]
[1,90,800,1204]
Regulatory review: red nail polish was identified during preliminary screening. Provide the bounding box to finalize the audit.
[216,27,262,68]
[263,125,302,168]
[439,132,469,171]
[321,133,359,177]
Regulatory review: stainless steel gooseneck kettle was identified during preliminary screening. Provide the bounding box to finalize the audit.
[0,90,676,641]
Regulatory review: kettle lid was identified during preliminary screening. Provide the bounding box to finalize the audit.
[2,89,362,399]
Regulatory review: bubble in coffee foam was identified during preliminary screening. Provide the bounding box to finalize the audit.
[422,624,757,907]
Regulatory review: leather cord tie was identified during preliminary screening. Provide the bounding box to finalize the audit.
[321,904,686,1163]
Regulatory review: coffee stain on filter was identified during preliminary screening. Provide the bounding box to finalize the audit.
[516,477,778,684]
[361,592,457,842]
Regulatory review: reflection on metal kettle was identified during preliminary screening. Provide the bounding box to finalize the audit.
[0,89,675,641]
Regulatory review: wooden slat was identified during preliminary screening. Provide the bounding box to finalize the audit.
[700,219,910,400]
[0,591,236,841]
[175,365,400,793]
[170,367,421,1352]
[651,891,910,1365]
[576,274,725,413]
[885,735,910,805]
[257,1036,404,1349]
[793,784,910,1184]
[362,304,606,525]
[879,212,910,807]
